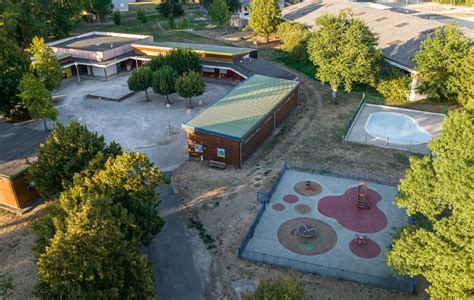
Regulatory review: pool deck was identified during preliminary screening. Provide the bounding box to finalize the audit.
[345,104,445,154]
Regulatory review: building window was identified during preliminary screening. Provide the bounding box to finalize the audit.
[195,144,203,153]
[217,148,226,158]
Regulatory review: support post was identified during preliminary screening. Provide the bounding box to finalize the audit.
[75,63,81,83]
[409,73,418,101]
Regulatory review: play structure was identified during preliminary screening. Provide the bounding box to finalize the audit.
[240,169,413,293]
[356,182,371,209]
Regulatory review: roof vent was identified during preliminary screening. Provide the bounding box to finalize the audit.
[395,22,410,28]
[355,12,366,16]
[375,17,388,22]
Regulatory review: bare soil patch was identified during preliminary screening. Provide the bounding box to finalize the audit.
[173,62,428,298]
[0,206,43,299]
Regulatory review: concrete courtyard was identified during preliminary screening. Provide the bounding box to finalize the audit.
[241,169,413,292]
[27,75,233,171]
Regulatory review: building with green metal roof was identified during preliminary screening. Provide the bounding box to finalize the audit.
[182,75,300,167]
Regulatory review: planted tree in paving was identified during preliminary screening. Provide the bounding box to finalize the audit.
[128,66,153,100]
[27,36,63,91]
[307,10,379,104]
[386,111,474,299]
[175,71,206,108]
[28,121,122,199]
[209,0,231,32]
[248,0,281,43]
[18,73,57,131]
[414,24,472,108]
[166,48,201,75]
[152,65,178,104]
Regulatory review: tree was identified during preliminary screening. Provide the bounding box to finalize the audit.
[376,61,411,105]
[0,32,30,118]
[414,24,471,106]
[157,0,184,18]
[248,0,281,43]
[147,55,167,72]
[276,21,310,62]
[152,65,178,105]
[84,0,113,22]
[128,66,153,100]
[209,0,231,32]
[112,10,121,25]
[307,9,380,104]
[137,9,147,25]
[225,0,241,13]
[166,48,201,75]
[452,47,473,109]
[49,1,83,38]
[27,36,63,91]
[34,192,156,299]
[175,71,206,108]
[386,111,474,299]
[18,73,57,131]
[27,121,122,199]
[243,276,306,300]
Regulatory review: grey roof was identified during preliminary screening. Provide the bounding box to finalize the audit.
[53,34,144,52]
[0,122,48,177]
[282,0,474,71]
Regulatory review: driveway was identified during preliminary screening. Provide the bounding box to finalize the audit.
[146,183,204,300]
[27,75,233,171]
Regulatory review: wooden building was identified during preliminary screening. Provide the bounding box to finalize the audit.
[0,122,48,212]
[181,75,300,167]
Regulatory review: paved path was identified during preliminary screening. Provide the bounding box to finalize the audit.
[147,183,204,300]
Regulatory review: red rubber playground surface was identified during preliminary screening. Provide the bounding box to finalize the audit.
[317,186,388,233]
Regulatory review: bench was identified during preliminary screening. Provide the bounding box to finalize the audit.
[209,160,226,169]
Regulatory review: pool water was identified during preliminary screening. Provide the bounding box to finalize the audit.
[365,112,432,145]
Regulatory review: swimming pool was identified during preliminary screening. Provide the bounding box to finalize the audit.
[365,112,432,145]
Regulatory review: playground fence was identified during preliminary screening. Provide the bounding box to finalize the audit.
[240,249,415,293]
[237,161,416,294]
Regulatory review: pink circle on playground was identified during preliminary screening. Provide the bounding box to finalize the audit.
[317,186,388,233]
[272,203,285,211]
[283,195,299,203]
[295,204,311,214]
[349,237,381,258]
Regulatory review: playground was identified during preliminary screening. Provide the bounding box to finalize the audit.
[240,168,413,292]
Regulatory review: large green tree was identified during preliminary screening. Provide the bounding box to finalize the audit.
[83,0,113,22]
[414,24,471,107]
[0,32,30,118]
[34,192,155,299]
[307,9,379,104]
[49,0,82,38]
[18,73,57,131]
[28,121,122,199]
[175,70,206,108]
[248,0,281,43]
[128,67,153,100]
[276,21,310,62]
[243,276,306,300]
[166,48,201,75]
[152,65,178,104]
[209,0,231,32]
[28,36,63,91]
[386,111,474,299]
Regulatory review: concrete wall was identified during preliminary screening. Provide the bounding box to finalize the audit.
[92,64,118,77]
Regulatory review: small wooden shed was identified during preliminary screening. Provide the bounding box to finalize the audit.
[0,122,48,212]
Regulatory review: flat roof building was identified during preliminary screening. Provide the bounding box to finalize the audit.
[182,75,300,167]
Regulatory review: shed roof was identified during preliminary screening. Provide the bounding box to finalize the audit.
[0,122,48,178]
[282,0,474,71]
[183,75,299,140]
[132,41,256,57]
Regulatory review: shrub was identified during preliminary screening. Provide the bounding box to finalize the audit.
[243,276,306,300]
[157,0,184,18]
[276,21,310,62]
[376,62,411,105]
[113,10,121,25]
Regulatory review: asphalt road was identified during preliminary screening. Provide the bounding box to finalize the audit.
[147,184,204,300]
